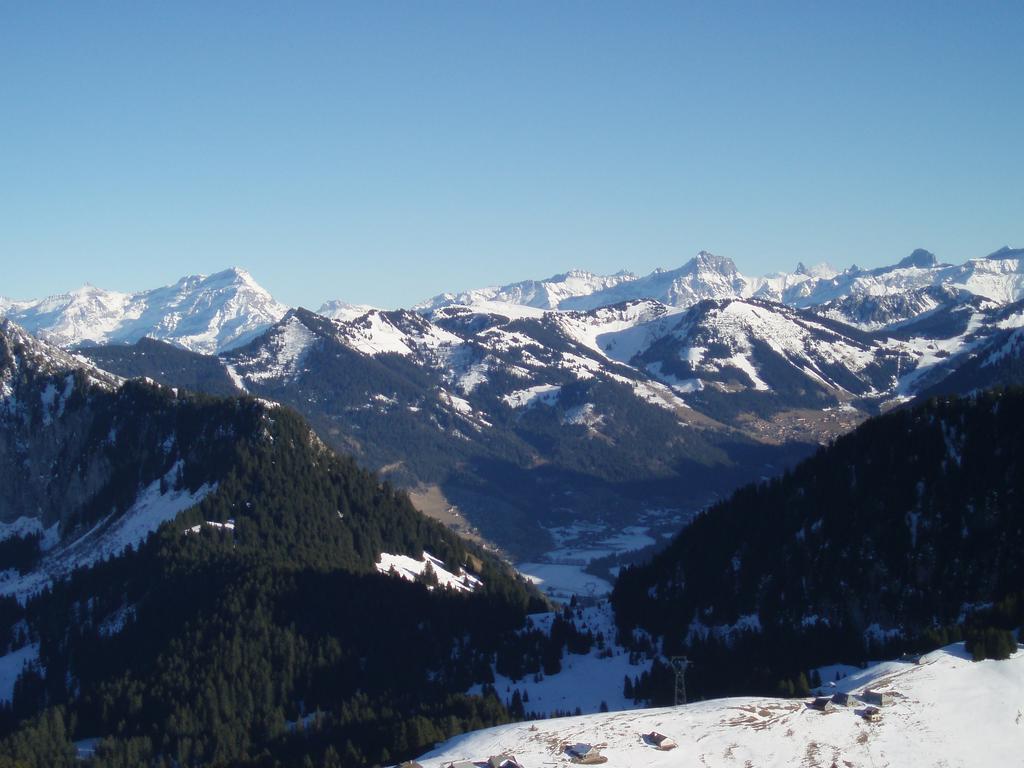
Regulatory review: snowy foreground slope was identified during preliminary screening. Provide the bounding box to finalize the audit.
[418,644,1023,768]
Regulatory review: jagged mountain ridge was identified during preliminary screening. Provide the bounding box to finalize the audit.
[414,268,639,312]
[416,246,1024,330]
[5,245,1023,359]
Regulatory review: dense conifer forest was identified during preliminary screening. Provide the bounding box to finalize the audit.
[0,374,552,767]
[613,388,1024,702]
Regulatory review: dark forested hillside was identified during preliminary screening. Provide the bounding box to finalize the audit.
[613,388,1024,701]
[0,322,546,767]
[78,337,241,398]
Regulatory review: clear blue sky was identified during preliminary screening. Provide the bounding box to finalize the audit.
[2,1,1022,309]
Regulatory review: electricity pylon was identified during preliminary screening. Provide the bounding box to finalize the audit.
[670,656,692,706]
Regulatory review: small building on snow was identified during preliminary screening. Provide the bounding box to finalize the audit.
[810,696,835,712]
[861,689,894,706]
[832,691,857,707]
[862,706,882,722]
[566,743,607,764]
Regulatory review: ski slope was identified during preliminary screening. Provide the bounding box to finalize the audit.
[419,643,1023,768]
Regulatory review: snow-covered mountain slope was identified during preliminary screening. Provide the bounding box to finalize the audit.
[207,306,808,560]
[909,301,1024,399]
[632,299,893,400]
[420,644,1023,768]
[416,269,638,313]
[83,281,1024,561]
[0,267,287,354]
[813,284,972,331]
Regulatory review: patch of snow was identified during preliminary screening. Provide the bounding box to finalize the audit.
[864,623,903,644]
[630,380,691,412]
[457,362,490,393]
[562,403,603,427]
[441,391,473,415]
[0,517,45,543]
[376,551,482,593]
[74,738,102,759]
[184,519,236,536]
[223,363,248,393]
[515,563,612,602]
[98,604,137,637]
[0,643,40,702]
[502,384,561,409]
[646,362,703,393]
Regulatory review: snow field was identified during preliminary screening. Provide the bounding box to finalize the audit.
[424,643,1024,768]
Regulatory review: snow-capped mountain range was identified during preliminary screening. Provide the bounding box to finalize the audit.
[414,268,640,312]
[3,246,1024,356]
[6,245,1024,560]
[419,246,1024,321]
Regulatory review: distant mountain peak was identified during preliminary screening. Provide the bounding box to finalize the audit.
[317,299,376,322]
[897,249,938,269]
[556,268,595,279]
[0,268,287,354]
[690,250,738,274]
[986,245,1024,260]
